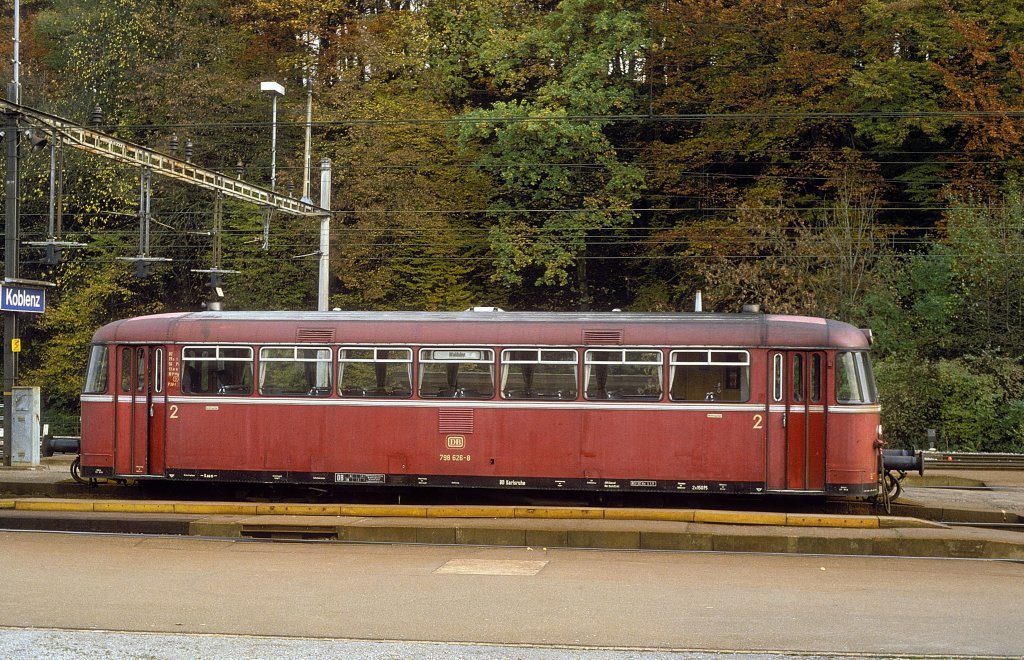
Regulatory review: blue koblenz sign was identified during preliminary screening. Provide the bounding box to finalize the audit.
[0,285,46,313]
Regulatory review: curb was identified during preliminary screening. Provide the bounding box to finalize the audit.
[0,498,936,529]
[1,498,1021,560]
[192,514,1024,560]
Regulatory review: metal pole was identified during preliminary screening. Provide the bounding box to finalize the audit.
[261,207,271,251]
[138,168,147,255]
[270,94,278,192]
[302,83,313,203]
[213,194,223,269]
[55,138,63,239]
[3,111,20,466]
[318,158,331,311]
[3,0,22,464]
[11,0,20,105]
[144,170,151,254]
[48,138,55,238]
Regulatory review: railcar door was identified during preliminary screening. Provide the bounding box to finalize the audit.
[113,345,166,476]
[768,351,826,491]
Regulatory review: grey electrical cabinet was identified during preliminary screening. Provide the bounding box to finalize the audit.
[11,386,40,466]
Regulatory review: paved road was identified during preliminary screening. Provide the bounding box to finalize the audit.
[1,531,1022,658]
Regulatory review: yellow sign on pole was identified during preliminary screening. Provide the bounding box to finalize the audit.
[11,338,21,353]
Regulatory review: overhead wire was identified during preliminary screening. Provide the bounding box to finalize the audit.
[8,107,1021,275]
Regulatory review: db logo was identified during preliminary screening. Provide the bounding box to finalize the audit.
[446,435,466,449]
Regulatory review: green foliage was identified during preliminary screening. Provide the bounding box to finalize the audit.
[8,0,1024,451]
[326,88,492,310]
[862,253,957,357]
[943,188,1024,354]
[19,266,163,412]
[868,185,1024,451]
[874,358,938,450]
[459,103,644,303]
[876,355,1024,453]
[933,359,1001,453]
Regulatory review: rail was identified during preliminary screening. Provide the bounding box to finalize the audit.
[922,451,1024,471]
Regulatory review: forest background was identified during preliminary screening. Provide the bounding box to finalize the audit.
[1,0,1023,451]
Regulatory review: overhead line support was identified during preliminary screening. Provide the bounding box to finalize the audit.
[0,98,329,218]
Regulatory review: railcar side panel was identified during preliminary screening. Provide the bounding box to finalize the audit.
[824,409,879,492]
[79,400,114,475]
[78,311,882,497]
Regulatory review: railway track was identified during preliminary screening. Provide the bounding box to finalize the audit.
[923,451,1024,471]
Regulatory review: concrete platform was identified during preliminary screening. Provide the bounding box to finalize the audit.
[2,457,1022,560]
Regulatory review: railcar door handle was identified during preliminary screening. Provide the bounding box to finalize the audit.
[782,413,787,428]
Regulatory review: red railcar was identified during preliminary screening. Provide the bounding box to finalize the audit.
[78,310,882,497]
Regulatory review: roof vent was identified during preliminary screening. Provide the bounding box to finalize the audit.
[584,329,624,345]
[466,306,505,312]
[741,304,761,313]
[296,327,335,342]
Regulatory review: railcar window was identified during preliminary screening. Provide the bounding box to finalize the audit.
[584,350,663,400]
[154,348,165,394]
[836,351,878,404]
[338,348,413,398]
[120,347,131,393]
[773,354,783,402]
[419,348,495,399]
[136,349,147,393]
[501,349,578,400]
[792,354,805,402]
[259,347,332,397]
[83,345,110,394]
[810,354,822,403]
[669,350,750,402]
[182,346,253,395]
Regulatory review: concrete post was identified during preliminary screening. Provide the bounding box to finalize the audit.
[318,158,331,311]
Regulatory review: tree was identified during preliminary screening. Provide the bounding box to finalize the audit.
[18,266,163,428]
[866,184,1024,451]
[852,0,1024,198]
[453,0,648,308]
[943,187,1024,354]
[328,94,492,310]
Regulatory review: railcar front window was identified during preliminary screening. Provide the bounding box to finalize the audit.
[419,348,495,399]
[501,349,578,400]
[669,350,750,402]
[836,351,878,404]
[182,346,253,395]
[83,345,110,394]
[259,347,332,397]
[584,350,663,400]
[338,348,412,397]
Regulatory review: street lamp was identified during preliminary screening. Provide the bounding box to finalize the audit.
[260,81,285,192]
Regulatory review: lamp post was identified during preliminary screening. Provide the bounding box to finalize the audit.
[259,81,285,191]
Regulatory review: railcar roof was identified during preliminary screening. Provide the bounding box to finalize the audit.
[91,310,872,350]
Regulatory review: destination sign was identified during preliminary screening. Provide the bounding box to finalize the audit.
[0,285,46,313]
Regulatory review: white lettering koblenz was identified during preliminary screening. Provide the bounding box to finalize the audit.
[5,290,41,307]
